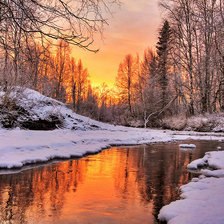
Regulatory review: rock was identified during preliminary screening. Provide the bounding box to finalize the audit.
[21,118,61,130]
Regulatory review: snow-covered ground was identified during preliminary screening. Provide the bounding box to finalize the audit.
[158,176,224,224]
[1,127,223,169]
[0,87,113,130]
[1,88,224,224]
[1,87,223,169]
[158,148,224,224]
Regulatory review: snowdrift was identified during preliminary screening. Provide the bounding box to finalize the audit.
[0,87,111,130]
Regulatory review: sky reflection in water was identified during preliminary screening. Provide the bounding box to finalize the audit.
[0,140,222,224]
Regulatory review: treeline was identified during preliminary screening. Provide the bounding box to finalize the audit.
[0,0,223,128]
[0,38,118,122]
[110,0,224,127]
[161,0,224,114]
[0,0,120,123]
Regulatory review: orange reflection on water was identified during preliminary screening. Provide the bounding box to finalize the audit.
[0,141,221,224]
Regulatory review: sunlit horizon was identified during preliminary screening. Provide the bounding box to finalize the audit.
[71,0,161,89]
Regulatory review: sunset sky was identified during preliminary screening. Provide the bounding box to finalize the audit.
[72,0,162,88]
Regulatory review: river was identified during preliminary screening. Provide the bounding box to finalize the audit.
[0,140,222,224]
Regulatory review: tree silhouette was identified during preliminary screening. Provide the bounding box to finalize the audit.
[0,0,119,51]
[156,20,172,110]
[116,54,137,114]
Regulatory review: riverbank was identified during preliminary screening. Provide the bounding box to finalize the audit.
[0,127,224,169]
[1,128,224,224]
[1,88,224,133]
[1,88,224,223]
[161,113,224,132]
[158,146,224,224]
[1,88,224,169]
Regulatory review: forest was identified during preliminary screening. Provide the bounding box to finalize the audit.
[1,2,224,223]
[0,0,224,129]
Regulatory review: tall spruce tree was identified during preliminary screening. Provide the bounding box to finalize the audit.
[156,20,172,109]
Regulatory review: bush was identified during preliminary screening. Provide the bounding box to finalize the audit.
[160,115,187,130]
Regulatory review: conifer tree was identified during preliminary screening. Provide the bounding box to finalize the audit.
[156,20,172,109]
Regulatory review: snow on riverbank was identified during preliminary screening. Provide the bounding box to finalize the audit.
[158,150,224,224]
[1,88,224,223]
[187,151,224,170]
[0,127,224,169]
[1,88,224,169]
[158,176,224,224]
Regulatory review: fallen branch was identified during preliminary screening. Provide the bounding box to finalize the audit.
[144,95,178,128]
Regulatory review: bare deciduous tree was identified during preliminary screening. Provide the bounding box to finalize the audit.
[0,0,119,51]
[116,54,137,114]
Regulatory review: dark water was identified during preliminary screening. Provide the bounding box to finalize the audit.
[0,140,223,224]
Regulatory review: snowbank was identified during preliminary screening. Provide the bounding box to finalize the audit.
[0,128,223,169]
[187,157,207,169]
[187,151,224,170]
[0,87,112,130]
[1,88,224,133]
[158,176,224,224]
[158,150,224,224]
[0,128,166,168]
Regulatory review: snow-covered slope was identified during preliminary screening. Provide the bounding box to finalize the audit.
[0,88,114,130]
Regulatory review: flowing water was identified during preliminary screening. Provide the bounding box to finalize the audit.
[0,140,223,224]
